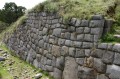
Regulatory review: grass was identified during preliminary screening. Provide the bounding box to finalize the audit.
[0,15,27,41]
[0,43,54,79]
[30,0,120,20]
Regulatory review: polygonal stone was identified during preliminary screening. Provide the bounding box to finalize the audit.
[106,65,120,79]
[53,68,62,79]
[76,27,84,34]
[85,49,91,57]
[75,19,81,27]
[91,15,104,20]
[70,33,77,41]
[91,49,104,58]
[46,59,52,66]
[113,53,120,65]
[63,57,78,79]
[91,28,102,35]
[77,34,84,41]
[52,45,60,57]
[112,44,120,53]
[96,74,108,79]
[69,18,77,26]
[73,41,82,48]
[58,38,65,46]
[93,58,106,73]
[84,34,93,42]
[46,65,53,72]
[89,20,104,28]
[65,40,71,46]
[69,47,76,57]
[75,49,85,58]
[82,42,93,49]
[98,43,108,49]
[56,56,65,70]
[84,27,90,33]
[76,58,85,65]
[53,28,61,37]
[80,20,89,27]
[102,51,114,64]
[61,46,69,56]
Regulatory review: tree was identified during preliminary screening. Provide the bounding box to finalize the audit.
[0,2,26,24]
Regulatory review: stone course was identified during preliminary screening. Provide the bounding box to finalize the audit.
[5,12,120,79]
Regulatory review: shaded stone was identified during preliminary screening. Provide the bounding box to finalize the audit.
[69,47,76,57]
[82,42,93,49]
[102,51,114,64]
[61,46,69,56]
[53,68,62,79]
[91,49,104,58]
[80,20,89,27]
[89,20,104,28]
[76,58,84,65]
[52,45,60,57]
[84,34,93,42]
[75,49,85,58]
[56,56,65,70]
[113,44,120,53]
[113,53,120,65]
[53,28,61,37]
[76,27,84,34]
[93,58,106,73]
[98,43,108,49]
[96,74,108,79]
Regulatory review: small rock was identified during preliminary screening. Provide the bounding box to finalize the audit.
[34,73,43,79]
[0,56,6,61]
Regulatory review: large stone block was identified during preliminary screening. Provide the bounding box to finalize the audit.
[113,53,120,65]
[63,57,78,79]
[76,27,84,34]
[89,20,104,28]
[61,46,69,56]
[56,56,65,70]
[93,58,106,73]
[80,20,89,27]
[53,68,62,79]
[76,58,85,65]
[69,47,76,57]
[102,51,114,64]
[91,49,104,58]
[84,34,94,42]
[73,41,82,48]
[82,42,93,49]
[78,66,96,79]
[52,28,61,37]
[106,65,120,79]
[98,43,108,50]
[52,45,61,57]
[77,34,84,41]
[112,44,120,53]
[75,49,85,58]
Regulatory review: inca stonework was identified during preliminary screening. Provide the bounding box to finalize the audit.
[5,12,120,79]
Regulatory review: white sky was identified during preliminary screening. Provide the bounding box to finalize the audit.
[0,0,46,9]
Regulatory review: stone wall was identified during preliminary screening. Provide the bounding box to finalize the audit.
[5,12,120,79]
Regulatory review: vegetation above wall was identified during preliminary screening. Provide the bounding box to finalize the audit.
[31,0,120,20]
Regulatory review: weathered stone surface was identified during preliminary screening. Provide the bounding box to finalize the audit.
[33,59,39,68]
[53,68,62,79]
[46,65,53,72]
[52,45,60,57]
[69,47,76,57]
[73,41,82,48]
[102,51,114,64]
[76,27,84,34]
[91,49,104,58]
[96,74,108,79]
[53,28,61,37]
[113,53,120,65]
[113,44,120,53]
[84,27,90,33]
[91,15,104,20]
[78,66,96,79]
[26,48,36,64]
[0,56,6,61]
[75,19,81,27]
[63,57,78,79]
[98,43,108,49]
[77,34,84,41]
[76,58,84,65]
[56,56,65,70]
[75,49,85,58]
[61,46,69,56]
[58,38,65,46]
[93,58,106,73]
[82,42,93,49]
[84,34,93,42]
[89,20,104,28]
[91,28,102,35]
[80,20,89,27]
[106,65,120,79]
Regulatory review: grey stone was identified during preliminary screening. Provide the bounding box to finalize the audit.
[98,43,108,49]
[82,42,93,49]
[46,65,53,72]
[84,27,90,33]
[70,33,77,40]
[80,20,89,27]
[56,56,65,70]
[85,49,91,57]
[63,57,78,79]
[46,59,52,66]
[75,49,85,58]
[91,49,104,58]
[34,73,42,79]
[91,28,102,35]
[113,44,120,53]
[84,34,93,42]
[113,53,120,65]
[26,48,36,64]
[65,40,71,46]
[102,51,114,64]
[94,35,100,42]
[70,18,77,26]
[91,15,104,20]
[64,32,71,39]
[93,58,106,73]
[76,58,84,65]
[33,59,39,68]
[75,19,81,27]
[69,47,76,57]
[76,27,84,34]
[38,40,44,48]
[68,26,75,32]
[77,34,84,41]
[52,45,60,57]
[52,56,56,67]
[53,28,61,37]
[61,46,69,56]
[96,74,108,79]
[106,65,120,79]
[73,41,82,48]
[42,28,48,35]
[58,38,65,46]
[0,56,6,61]
[78,66,96,79]
[89,20,104,28]
[53,68,62,79]
[46,54,53,59]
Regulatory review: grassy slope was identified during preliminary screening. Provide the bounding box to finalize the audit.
[0,43,53,79]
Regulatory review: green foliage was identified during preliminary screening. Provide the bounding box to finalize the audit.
[30,0,117,20]
[0,21,9,33]
[0,2,26,24]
